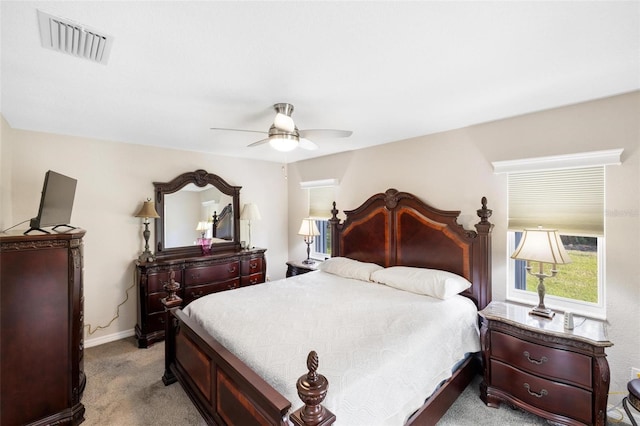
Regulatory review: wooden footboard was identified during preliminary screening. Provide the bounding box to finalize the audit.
[162,301,335,426]
[164,305,291,425]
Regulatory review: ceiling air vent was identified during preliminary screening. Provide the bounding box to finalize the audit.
[37,10,113,65]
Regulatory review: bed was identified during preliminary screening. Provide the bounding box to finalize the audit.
[162,189,493,425]
[212,203,234,240]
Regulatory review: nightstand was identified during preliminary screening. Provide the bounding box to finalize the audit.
[479,301,612,426]
[286,260,319,277]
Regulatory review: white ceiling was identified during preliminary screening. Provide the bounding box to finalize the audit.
[2,1,639,164]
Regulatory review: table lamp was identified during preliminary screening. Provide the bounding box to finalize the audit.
[135,198,160,262]
[240,203,261,249]
[511,227,572,318]
[298,218,320,264]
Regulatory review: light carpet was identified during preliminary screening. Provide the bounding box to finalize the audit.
[82,338,630,425]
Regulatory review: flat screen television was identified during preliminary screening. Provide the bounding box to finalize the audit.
[24,170,78,235]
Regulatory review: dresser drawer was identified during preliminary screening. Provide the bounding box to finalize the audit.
[148,292,168,314]
[241,257,263,275]
[491,331,592,389]
[145,270,183,293]
[148,311,167,334]
[184,261,240,285]
[241,273,264,287]
[183,278,240,304]
[491,360,592,424]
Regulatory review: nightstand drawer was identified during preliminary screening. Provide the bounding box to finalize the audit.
[491,331,592,388]
[491,360,592,424]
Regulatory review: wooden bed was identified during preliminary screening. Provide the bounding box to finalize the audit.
[212,203,233,240]
[162,188,493,425]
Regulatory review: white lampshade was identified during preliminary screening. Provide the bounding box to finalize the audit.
[298,218,320,237]
[269,134,298,152]
[241,203,262,221]
[511,228,572,265]
[196,221,209,231]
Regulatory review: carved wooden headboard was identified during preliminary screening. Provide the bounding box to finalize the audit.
[329,189,493,310]
[212,203,233,240]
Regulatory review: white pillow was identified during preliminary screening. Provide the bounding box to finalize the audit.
[318,257,383,282]
[370,266,472,299]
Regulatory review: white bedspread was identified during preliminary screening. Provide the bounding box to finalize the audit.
[183,270,480,425]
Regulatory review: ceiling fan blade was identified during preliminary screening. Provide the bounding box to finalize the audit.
[273,113,295,132]
[210,127,268,135]
[299,129,353,139]
[247,138,270,148]
[298,138,319,150]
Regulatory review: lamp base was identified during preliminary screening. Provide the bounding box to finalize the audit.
[138,251,155,262]
[529,306,555,319]
[302,258,316,265]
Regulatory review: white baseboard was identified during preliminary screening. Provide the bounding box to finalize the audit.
[84,328,135,348]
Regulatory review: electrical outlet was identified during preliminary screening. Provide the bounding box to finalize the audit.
[632,367,640,380]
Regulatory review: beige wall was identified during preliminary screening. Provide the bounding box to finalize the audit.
[288,91,640,404]
[1,115,14,231]
[3,127,289,345]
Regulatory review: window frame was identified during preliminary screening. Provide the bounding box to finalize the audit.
[311,218,330,260]
[493,149,622,321]
[300,179,339,261]
[506,231,606,319]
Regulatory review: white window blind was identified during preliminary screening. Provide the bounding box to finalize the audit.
[300,179,338,219]
[309,186,335,219]
[508,166,604,236]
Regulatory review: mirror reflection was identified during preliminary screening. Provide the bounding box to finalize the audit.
[163,183,233,248]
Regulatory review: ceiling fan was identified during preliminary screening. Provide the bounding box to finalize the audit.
[210,103,353,152]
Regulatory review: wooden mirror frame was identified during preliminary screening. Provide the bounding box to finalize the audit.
[153,170,241,258]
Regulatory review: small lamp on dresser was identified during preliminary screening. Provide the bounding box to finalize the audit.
[298,218,320,265]
[135,198,160,262]
[241,203,261,249]
[511,227,572,318]
[196,221,209,239]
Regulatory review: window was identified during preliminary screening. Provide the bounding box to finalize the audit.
[314,219,331,257]
[300,179,338,259]
[494,149,623,319]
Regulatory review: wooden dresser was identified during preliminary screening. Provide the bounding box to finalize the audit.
[479,301,612,426]
[0,230,86,425]
[135,248,266,348]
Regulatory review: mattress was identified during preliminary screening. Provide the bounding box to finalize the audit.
[183,270,481,425]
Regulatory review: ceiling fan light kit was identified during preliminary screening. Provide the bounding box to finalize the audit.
[211,102,352,152]
[269,133,299,152]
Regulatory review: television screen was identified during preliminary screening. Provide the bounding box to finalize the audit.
[25,170,77,234]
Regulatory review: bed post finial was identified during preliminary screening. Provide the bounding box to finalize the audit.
[477,197,492,224]
[330,202,338,221]
[290,351,336,426]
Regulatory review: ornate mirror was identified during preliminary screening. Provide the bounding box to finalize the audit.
[153,170,241,258]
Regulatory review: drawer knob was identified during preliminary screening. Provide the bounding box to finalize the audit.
[523,351,548,365]
[228,266,237,273]
[524,383,548,398]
